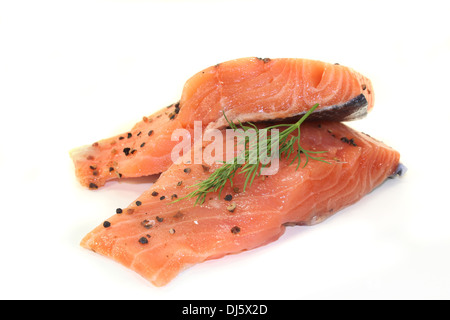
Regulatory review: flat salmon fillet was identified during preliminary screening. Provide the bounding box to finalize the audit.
[71,57,374,189]
[81,121,399,287]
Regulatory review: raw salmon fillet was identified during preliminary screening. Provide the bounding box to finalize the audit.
[71,57,374,189]
[81,122,399,287]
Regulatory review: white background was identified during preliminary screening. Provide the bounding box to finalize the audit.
[1,0,449,300]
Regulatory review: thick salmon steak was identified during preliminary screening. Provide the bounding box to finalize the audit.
[71,57,374,189]
[81,121,399,287]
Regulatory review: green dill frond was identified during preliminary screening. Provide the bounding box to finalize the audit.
[174,104,330,206]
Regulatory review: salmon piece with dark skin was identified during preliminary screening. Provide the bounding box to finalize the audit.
[71,57,374,189]
[80,122,399,287]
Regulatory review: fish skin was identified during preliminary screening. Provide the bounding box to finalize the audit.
[80,122,399,287]
[71,57,373,189]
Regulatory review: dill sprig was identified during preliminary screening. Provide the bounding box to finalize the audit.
[175,103,329,206]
